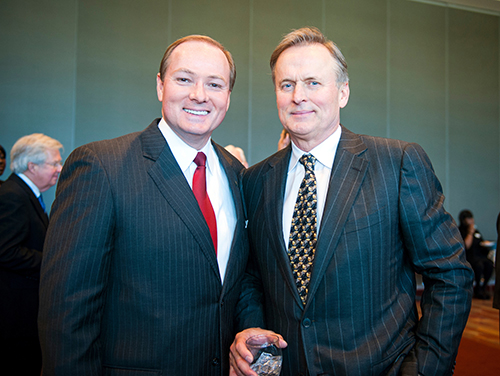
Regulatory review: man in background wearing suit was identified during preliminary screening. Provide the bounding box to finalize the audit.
[39,35,248,375]
[231,27,473,376]
[0,133,63,375]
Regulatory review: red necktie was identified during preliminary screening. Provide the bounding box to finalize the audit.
[193,152,217,253]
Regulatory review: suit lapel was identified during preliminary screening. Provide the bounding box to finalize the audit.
[306,127,369,305]
[141,121,220,279]
[262,147,304,306]
[212,142,246,289]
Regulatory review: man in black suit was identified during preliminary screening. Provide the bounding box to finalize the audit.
[38,35,248,375]
[0,133,63,375]
[231,27,473,376]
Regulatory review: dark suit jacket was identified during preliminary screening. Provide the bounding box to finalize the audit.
[238,126,473,376]
[0,173,47,340]
[38,119,249,375]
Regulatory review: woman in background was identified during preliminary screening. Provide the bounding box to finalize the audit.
[459,209,494,299]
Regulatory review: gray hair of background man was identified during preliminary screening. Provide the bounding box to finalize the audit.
[10,133,63,174]
[270,26,349,87]
[158,34,237,91]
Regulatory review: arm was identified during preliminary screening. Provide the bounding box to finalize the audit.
[0,190,42,278]
[462,227,474,249]
[398,143,473,375]
[38,145,115,375]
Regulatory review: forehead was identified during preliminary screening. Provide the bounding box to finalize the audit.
[167,41,230,79]
[45,148,61,160]
[275,43,336,79]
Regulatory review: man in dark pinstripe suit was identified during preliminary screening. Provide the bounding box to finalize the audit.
[231,27,473,376]
[38,35,248,375]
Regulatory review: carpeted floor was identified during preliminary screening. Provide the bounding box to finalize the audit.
[454,336,500,375]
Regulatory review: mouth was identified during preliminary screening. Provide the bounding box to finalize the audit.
[184,108,209,116]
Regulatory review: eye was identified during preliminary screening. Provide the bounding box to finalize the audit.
[281,82,294,91]
[208,82,223,89]
[176,77,191,84]
[309,81,319,86]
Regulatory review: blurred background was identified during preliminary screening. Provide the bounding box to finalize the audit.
[1,0,499,239]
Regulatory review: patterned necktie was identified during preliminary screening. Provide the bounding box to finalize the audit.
[193,152,218,253]
[38,194,46,213]
[288,154,317,305]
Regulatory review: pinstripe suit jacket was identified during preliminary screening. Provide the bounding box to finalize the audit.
[38,119,249,376]
[237,126,473,376]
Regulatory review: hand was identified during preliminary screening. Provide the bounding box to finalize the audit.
[229,328,287,376]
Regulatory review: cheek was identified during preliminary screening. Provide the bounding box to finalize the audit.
[275,95,289,112]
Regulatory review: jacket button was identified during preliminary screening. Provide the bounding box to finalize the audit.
[212,357,220,366]
[302,318,311,328]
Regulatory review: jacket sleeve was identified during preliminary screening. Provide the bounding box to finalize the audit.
[398,143,473,375]
[38,145,115,376]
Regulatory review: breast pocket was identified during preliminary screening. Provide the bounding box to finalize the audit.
[343,204,387,235]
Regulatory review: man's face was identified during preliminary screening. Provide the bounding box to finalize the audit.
[156,40,231,149]
[30,149,62,192]
[0,153,5,176]
[274,43,350,151]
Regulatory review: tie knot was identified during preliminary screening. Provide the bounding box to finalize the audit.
[194,152,207,167]
[299,154,316,170]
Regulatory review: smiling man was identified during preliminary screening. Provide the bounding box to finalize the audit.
[38,35,248,375]
[231,27,473,376]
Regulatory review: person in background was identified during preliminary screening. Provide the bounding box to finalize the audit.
[0,133,63,375]
[225,144,249,168]
[458,209,494,300]
[494,213,500,341]
[231,26,473,376]
[38,35,248,375]
[277,128,290,151]
[0,144,6,186]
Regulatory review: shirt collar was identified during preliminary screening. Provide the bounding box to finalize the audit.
[289,125,342,172]
[158,118,215,174]
[17,173,41,197]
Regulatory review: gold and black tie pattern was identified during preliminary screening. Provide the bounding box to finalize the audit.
[288,154,317,305]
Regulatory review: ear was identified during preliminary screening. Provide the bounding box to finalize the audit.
[27,161,38,174]
[226,91,231,112]
[156,73,164,102]
[338,82,350,109]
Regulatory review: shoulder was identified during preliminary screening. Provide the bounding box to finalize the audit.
[342,126,427,161]
[0,175,31,212]
[0,174,30,197]
[213,142,246,175]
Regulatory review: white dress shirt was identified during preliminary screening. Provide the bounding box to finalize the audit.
[158,118,236,283]
[282,126,342,249]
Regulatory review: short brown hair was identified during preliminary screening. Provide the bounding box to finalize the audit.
[158,35,236,91]
[270,26,348,87]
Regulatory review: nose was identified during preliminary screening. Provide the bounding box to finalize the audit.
[292,83,306,104]
[189,82,208,103]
